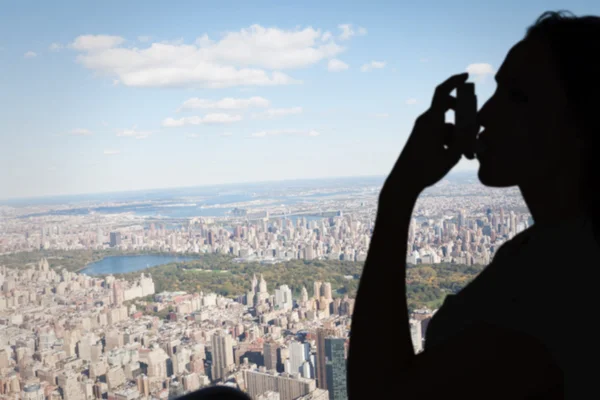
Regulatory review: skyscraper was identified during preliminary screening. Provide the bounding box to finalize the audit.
[259,274,267,293]
[410,319,423,353]
[325,338,347,400]
[316,328,336,389]
[300,287,309,303]
[211,330,234,382]
[288,341,308,376]
[251,274,258,292]
[275,285,293,311]
[109,232,121,247]
[263,341,278,371]
[322,283,332,300]
[313,282,322,299]
[112,281,124,306]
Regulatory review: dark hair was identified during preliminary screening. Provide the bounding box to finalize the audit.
[524,10,600,225]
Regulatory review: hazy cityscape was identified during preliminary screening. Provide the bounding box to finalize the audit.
[0,173,533,400]
[1,174,531,268]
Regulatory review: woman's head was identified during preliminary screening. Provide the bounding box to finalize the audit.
[477,10,600,204]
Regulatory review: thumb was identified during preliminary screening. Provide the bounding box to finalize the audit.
[442,122,462,169]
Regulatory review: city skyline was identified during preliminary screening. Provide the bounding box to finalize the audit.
[4,1,597,198]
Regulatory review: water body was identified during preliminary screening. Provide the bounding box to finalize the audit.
[20,203,237,219]
[82,255,198,275]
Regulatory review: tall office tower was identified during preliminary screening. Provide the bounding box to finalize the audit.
[458,209,465,229]
[313,282,322,299]
[259,274,267,293]
[252,274,258,293]
[208,231,214,245]
[301,287,309,303]
[263,341,279,371]
[305,245,314,260]
[109,232,121,247]
[510,211,517,235]
[302,361,312,379]
[316,328,336,389]
[275,285,293,311]
[322,283,332,300]
[96,227,102,246]
[410,319,423,353]
[499,208,505,233]
[211,330,234,382]
[288,341,308,375]
[112,280,124,306]
[325,338,347,400]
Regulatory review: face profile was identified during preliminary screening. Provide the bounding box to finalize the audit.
[476,37,580,189]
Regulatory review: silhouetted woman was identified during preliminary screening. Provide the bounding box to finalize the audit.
[349,10,600,399]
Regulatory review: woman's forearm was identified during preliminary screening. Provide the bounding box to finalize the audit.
[348,187,421,398]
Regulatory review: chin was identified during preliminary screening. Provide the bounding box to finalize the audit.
[477,159,518,188]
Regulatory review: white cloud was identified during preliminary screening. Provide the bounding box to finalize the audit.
[180,96,269,111]
[328,59,348,72]
[69,24,351,88]
[103,149,120,155]
[70,35,125,51]
[220,132,233,137]
[24,51,37,58]
[137,35,152,42]
[116,125,152,139]
[338,24,367,40]
[360,61,385,72]
[49,43,63,51]
[162,113,242,127]
[252,107,302,119]
[338,24,354,40]
[251,129,320,138]
[101,121,109,127]
[466,63,495,82]
[70,128,93,136]
[186,133,199,138]
[370,113,389,118]
[405,98,417,105]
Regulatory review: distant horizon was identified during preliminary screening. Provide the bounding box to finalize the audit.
[0,169,478,204]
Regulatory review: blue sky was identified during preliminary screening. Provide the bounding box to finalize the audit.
[1,0,599,199]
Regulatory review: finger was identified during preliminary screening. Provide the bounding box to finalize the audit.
[432,94,457,114]
[443,122,455,148]
[432,73,468,110]
[435,72,469,97]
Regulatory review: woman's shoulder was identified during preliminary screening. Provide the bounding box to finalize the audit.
[424,228,541,348]
[426,217,600,353]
